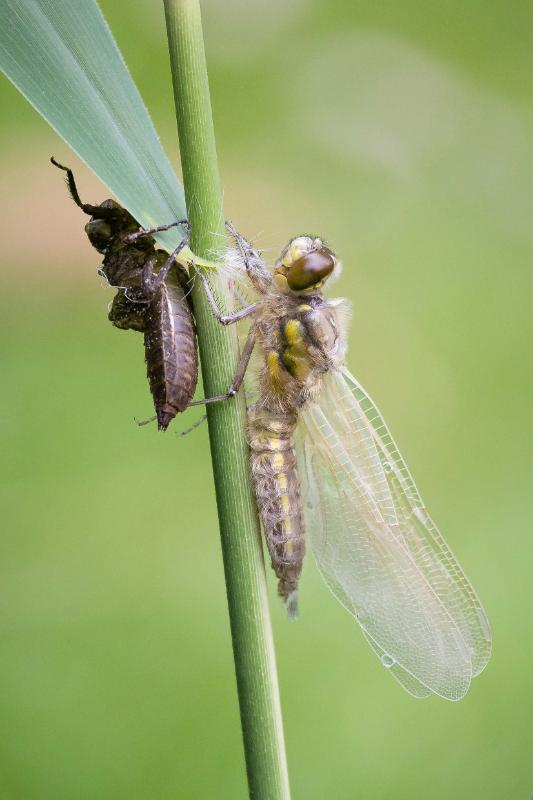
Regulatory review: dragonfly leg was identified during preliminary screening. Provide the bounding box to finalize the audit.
[50,157,108,217]
[136,412,208,436]
[124,219,190,244]
[175,413,208,437]
[152,227,192,290]
[141,228,192,292]
[197,272,259,325]
[137,412,208,437]
[189,326,256,407]
[135,414,156,427]
[225,221,271,295]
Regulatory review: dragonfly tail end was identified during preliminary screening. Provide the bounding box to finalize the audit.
[285,590,299,621]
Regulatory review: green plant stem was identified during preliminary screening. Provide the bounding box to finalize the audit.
[162,2,291,798]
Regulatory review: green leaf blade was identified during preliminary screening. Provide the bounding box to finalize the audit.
[0,0,186,250]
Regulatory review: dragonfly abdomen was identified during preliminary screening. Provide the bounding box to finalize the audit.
[248,408,304,617]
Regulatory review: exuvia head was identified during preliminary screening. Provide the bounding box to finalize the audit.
[274,236,338,294]
[85,217,113,253]
[84,201,140,253]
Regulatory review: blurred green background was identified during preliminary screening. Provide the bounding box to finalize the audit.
[1,1,532,798]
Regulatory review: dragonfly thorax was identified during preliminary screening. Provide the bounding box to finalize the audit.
[255,293,343,417]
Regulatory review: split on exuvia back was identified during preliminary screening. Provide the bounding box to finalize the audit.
[51,157,198,431]
[194,223,492,701]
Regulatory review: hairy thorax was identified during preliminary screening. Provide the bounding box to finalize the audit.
[255,292,344,413]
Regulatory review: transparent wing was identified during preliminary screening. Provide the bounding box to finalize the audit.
[0,0,186,252]
[297,370,491,700]
[339,367,492,676]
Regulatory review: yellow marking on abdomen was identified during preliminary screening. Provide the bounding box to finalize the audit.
[277,473,288,491]
[298,304,312,312]
[279,494,290,513]
[282,517,292,536]
[272,452,284,470]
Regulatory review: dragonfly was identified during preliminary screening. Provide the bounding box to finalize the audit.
[195,223,492,701]
[51,158,198,431]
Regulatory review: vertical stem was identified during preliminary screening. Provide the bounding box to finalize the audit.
[162,2,291,798]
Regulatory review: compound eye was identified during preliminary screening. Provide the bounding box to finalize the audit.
[286,248,335,291]
[85,219,112,252]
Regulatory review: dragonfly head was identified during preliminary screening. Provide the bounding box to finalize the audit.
[274,236,338,294]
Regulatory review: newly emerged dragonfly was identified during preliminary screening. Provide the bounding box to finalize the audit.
[197,223,492,700]
[52,158,198,430]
